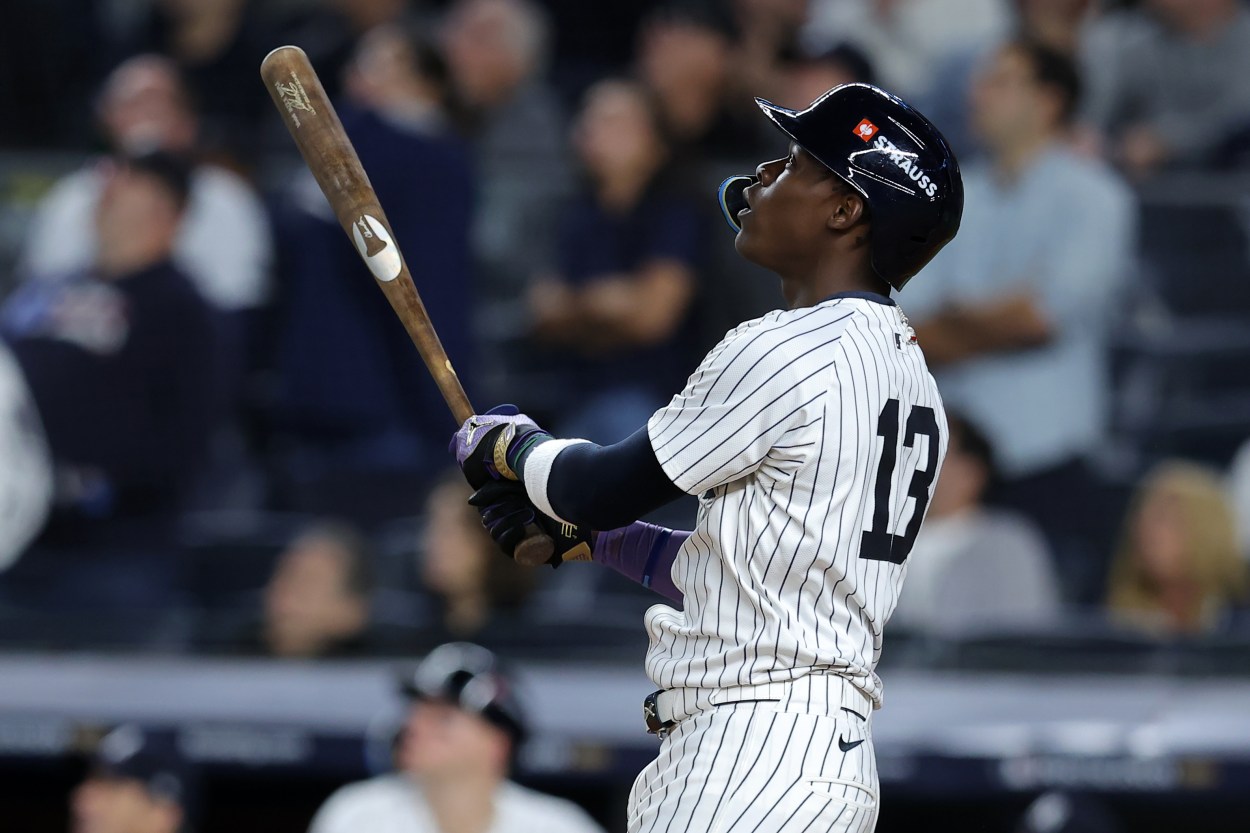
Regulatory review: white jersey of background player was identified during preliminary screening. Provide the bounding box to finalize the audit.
[454,83,964,833]
[310,643,604,833]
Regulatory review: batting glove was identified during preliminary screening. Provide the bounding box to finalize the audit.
[450,404,553,488]
[469,481,594,568]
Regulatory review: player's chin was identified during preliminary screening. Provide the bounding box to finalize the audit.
[733,222,765,266]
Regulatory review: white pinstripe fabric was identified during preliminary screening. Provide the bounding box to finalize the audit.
[627,701,878,833]
[644,297,947,710]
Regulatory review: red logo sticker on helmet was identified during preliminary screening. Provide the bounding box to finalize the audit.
[853,119,879,142]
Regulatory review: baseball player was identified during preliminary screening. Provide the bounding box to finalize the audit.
[454,83,963,832]
[309,642,604,833]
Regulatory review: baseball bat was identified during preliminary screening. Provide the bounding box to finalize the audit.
[260,45,553,566]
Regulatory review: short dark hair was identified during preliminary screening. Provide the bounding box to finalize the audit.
[1008,37,1082,125]
[946,410,997,483]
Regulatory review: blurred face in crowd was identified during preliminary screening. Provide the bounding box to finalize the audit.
[443,0,540,108]
[421,482,489,599]
[98,56,197,154]
[346,25,437,112]
[1111,463,1246,633]
[639,19,731,103]
[969,45,1060,151]
[574,81,667,189]
[398,699,510,780]
[72,774,180,833]
[94,162,184,278]
[264,532,369,658]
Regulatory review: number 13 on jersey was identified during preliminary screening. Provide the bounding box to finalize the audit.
[860,398,941,565]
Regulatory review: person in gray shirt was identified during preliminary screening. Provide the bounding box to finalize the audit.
[893,412,1060,634]
[906,39,1135,602]
[442,0,573,403]
[1081,0,1250,176]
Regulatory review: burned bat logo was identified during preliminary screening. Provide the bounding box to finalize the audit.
[275,72,316,127]
[352,215,402,281]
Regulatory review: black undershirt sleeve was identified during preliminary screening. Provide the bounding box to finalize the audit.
[545,427,687,530]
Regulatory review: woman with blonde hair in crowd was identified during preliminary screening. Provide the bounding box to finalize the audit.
[1107,461,1246,636]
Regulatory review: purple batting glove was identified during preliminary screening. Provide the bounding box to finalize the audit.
[450,404,552,487]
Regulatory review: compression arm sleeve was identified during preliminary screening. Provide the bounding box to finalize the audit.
[594,522,688,603]
[524,426,685,530]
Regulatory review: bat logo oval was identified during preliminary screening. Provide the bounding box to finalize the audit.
[352,215,402,282]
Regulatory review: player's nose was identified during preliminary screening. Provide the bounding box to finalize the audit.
[755,156,785,187]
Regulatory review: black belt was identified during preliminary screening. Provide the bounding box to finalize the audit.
[642,690,674,737]
[643,690,782,738]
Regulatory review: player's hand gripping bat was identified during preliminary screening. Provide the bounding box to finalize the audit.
[260,45,555,566]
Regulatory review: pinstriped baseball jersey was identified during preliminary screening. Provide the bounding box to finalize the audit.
[645,293,947,707]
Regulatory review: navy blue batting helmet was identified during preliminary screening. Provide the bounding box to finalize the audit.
[719,83,963,290]
[399,642,527,745]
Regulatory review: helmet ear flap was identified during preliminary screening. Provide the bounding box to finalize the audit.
[718,175,756,232]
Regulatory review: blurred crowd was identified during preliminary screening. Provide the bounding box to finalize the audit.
[3,0,1250,656]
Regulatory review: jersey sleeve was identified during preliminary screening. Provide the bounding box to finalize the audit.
[647,316,835,495]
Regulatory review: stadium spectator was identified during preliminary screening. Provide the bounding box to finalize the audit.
[0,341,52,574]
[277,0,412,106]
[637,0,764,165]
[529,79,701,442]
[420,472,533,644]
[2,151,221,549]
[776,42,877,110]
[269,28,473,524]
[309,643,604,833]
[1016,0,1098,57]
[18,55,272,320]
[254,522,375,659]
[893,413,1060,633]
[802,0,1010,102]
[441,0,572,404]
[906,39,1135,604]
[730,0,811,107]
[111,0,277,156]
[1107,461,1246,636]
[72,724,197,833]
[1082,0,1250,176]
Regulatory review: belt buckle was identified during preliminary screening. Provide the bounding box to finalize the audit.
[643,690,674,739]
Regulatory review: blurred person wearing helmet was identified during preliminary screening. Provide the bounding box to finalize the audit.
[452,78,962,831]
[904,39,1135,605]
[308,643,603,833]
[19,54,272,317]
[72,724,197,833]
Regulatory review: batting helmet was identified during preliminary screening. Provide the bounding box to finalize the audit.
[718,83,963,290]
[399,642,527,744]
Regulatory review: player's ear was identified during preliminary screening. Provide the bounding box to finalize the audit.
[827,189,866,232]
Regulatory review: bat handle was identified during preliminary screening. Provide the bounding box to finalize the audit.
[515,527,555,567]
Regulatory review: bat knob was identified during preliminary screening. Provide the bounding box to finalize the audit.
[514,529,556,567]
